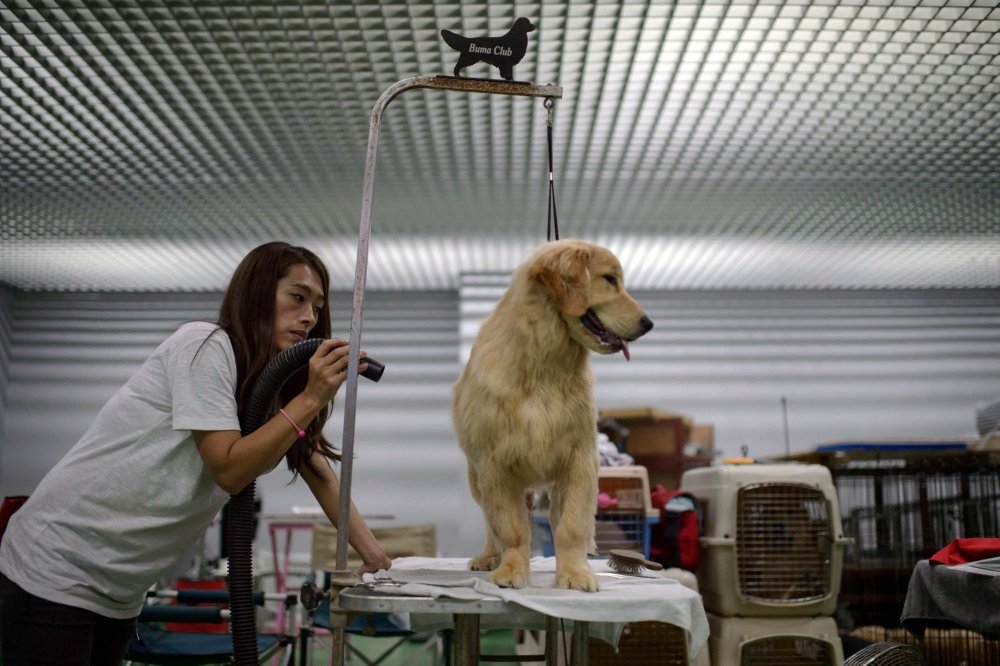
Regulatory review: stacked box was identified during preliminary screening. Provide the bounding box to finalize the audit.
[599,407,712,489]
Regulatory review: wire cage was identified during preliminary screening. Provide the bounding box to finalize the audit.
[681,463,851,616]
[533,466,659,558]
[707,614,844,666]
[788,447,1000,666]
[831,451,1000,627]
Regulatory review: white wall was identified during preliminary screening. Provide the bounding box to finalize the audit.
[459,281,1000,459]
[2,287,999,571]
[590,289,1000,458]
[0,285,12,473]
[0,290,464,573]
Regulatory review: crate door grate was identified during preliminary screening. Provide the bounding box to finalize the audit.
[736,483,833,603]
[741,636,836,665]
[589,621,689,665]
[594,474,650,555]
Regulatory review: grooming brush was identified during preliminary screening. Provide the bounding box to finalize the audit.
[606,549,664,575]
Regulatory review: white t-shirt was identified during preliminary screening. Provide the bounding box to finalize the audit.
[0,321,241,619]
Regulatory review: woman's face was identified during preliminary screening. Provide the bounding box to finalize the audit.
[272,263,325,352]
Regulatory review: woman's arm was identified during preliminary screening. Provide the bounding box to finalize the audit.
[194,339,364,494]
[300,450,392,574]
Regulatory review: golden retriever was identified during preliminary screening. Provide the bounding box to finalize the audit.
[452,240,653,591]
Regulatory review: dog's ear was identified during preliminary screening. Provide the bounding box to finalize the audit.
[529,245,592,316]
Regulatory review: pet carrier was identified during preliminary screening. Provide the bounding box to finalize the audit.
[534,465,660,558]
[681,463,851,616]
[588,566,710,665]
[706,613,844,666]
[844,642,923,666]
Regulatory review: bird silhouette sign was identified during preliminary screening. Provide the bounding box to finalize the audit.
[440,17,536,81]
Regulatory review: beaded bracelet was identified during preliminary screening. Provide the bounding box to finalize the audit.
[278,408,306,438]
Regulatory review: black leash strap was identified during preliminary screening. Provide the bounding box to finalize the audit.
[545,96,559,241]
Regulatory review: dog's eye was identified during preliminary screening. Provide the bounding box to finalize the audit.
[604,275,618,288]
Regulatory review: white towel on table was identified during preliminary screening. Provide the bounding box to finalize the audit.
[367,555,708,655]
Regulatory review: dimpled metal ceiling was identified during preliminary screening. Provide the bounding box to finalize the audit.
[1,1,998,291]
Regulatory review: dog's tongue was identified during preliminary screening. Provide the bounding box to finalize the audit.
[620,340,630,361]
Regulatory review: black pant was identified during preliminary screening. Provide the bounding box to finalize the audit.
[0,572,137,666]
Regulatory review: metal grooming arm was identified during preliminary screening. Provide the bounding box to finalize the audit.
[329,76,562,663]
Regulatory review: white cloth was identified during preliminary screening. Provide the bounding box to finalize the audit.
[597,432,634,466]
[371,556,708,655]
[0,322,238,619]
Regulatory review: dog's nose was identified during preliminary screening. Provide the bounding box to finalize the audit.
[640,316,654,333]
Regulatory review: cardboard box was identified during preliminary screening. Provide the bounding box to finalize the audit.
[688,423,715,457]
[633,453,714,491]
[598,407,692,457]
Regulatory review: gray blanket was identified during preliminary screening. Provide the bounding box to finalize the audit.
[900,559,1000,638]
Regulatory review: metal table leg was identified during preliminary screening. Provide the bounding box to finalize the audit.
[453,613,480,666]
[570,620,589,666]
[545,616,560,666]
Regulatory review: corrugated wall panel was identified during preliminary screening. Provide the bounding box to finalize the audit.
[0,285,13,461]
[1,290,465,566]
[5,287,1000,567]
[459,280,1000,459]
[589,290,1000,458]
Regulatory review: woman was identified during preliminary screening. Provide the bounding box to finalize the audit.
[0,242,391,665]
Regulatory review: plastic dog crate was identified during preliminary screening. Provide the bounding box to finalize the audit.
[707,613,844,666]
[681,463,851,616]
[534,466,660,558]
[589,566,710,665]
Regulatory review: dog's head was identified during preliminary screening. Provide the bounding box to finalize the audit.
[528,240,653,359]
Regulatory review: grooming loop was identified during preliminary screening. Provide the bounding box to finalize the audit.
[545,95,559,241]
[327,75,562,665]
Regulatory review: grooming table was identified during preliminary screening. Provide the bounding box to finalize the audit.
[338,556,708,665]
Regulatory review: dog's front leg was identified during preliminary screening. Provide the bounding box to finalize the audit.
[550,459,600,592]
[479,478,532,588]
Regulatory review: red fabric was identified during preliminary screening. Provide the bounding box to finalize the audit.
[649,485,701,572]
[0,496,29,543]
[929,538,1000,566]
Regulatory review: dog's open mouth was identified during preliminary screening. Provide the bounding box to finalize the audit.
[581,309,630,360]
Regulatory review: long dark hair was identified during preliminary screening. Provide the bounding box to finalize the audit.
[217,241,339,473]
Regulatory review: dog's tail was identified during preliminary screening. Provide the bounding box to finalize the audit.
[440,29,467,52]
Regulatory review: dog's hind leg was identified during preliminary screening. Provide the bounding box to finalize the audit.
[466,462,501,571]
[549,457,600,592]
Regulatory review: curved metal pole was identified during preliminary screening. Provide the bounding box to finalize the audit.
[331,75,562,662]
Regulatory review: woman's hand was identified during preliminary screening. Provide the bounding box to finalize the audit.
[355,549,393,576]
[303,339,368,406]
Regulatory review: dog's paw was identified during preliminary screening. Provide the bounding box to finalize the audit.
[555,568,599,592]
[468,553,500,571]
[490,561,530,588]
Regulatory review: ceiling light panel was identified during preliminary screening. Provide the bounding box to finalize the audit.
[1,0,998,291]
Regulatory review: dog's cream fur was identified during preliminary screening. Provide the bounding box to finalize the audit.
[452,240,652,591]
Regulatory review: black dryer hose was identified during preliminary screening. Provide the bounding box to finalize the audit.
[227,338,323,665]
